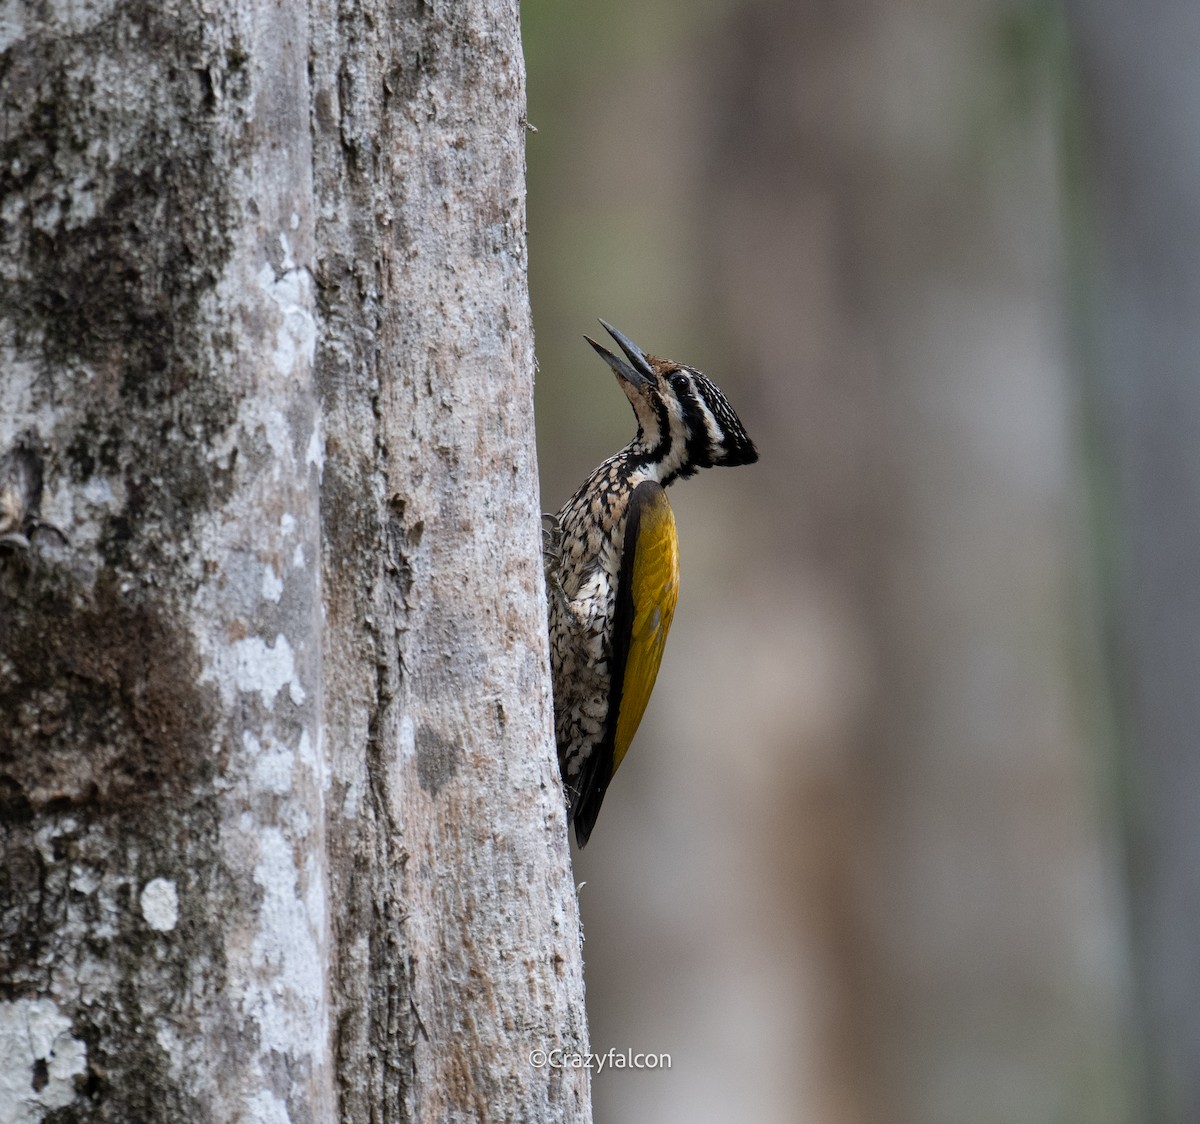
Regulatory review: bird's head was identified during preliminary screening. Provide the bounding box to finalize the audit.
[585,320,758,483]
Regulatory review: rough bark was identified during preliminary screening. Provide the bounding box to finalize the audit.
[1066,2,1200,1119]
[0,1,587,1121]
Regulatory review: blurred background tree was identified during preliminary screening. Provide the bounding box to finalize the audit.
[522,0,1186,1119]
[1068,1,1200,1120]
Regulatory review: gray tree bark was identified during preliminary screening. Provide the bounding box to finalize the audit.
[1066,2,1200,1119]
[0,1,588,1121]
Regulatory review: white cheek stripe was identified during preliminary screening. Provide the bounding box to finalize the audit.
[652,397,690,481]
[691,388,721,454]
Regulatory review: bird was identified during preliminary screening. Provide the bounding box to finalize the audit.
[545,321,758,847]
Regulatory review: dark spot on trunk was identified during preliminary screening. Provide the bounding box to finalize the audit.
[0,566,219,810]
[31,1057,49,1092]
[415,724,463,797]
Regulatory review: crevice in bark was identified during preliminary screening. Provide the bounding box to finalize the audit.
[363,659,415,1124]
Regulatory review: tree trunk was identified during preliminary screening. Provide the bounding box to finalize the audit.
[1066,2,1200,1119]
[0,1,588,1121]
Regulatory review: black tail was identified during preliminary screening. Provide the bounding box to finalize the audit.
[568,751,612,848]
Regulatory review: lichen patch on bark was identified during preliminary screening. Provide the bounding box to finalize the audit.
[0,997,89,1123]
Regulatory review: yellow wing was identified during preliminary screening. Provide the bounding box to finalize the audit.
[612,481,679,774]
[569,481,678,847]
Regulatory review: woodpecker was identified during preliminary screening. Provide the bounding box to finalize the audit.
[546,321,758,847]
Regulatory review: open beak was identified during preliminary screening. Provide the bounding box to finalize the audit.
[584,320,655,388]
